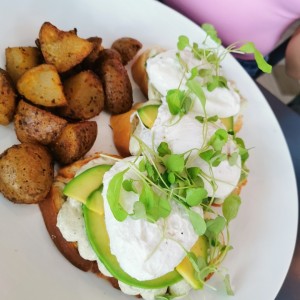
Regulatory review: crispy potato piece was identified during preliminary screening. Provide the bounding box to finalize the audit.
[94,49,133,114]
[0,68,17,125]
[83,37,104,69]
[17,64,67,107]
[111,37,142,65]
[58,70,104,120]
[110,103,142,157]
[39,22,93,73]
[0,143,53,204]
[50,121,97,165]
[5,47,42,84]
[14,100,67,144]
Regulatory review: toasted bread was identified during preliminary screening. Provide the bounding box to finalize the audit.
[39,153,119,289]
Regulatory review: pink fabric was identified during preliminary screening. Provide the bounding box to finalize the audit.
[164,0,300,58]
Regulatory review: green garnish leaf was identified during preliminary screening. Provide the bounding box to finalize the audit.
[130,201,146,220]
[186,187,208,206]
[138,158,146,172]
[228,152,239,166]
[177,35,190,50]
[122,179,137,193]
[155,294,178,300]
[207,115,218,122]
[107,169,128,221]
[158,197,172,218]
[186,78,206,110]
[209,128,228,151]
[195,115,205,123]
[205,216,226,240]
[157,142,171,157]
[222,194,241,223]
[167,172,176,184]
[235,137,249,163]
[238,42,272,74]
[166,89,185,115]
[188,209,206,236]
[165,154,185,173]
[199,149,215,162]
[201,23,221,45]
[187,166,201,179]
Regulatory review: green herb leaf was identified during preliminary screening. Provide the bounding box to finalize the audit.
[166,89,185,115]
[157,142,172,157]
[122,179,137,193]
[209,129,228,151]
[205,216,226,239]
[107,169,128,221]
[238,42,272,73]
[158,197,172,218]
[186,187,208,206]
[177,35,190,50]
[228,152,239,166]
[186,78,206,110]
[130,201,146,220]
[165,154,185,173]
[195,115,205,123]
[201,23,221,45]
[167,172,176,184]
[199,149,215,162]
[235,137,249,163]
[188,209,206,236]
[222,194,241,223]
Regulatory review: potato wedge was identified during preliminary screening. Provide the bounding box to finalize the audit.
[5,47,42,84]
[14,100,67,144]
[95,49,133,114]
[0,68,17,125]
[110,103,142,157]
[111,37,142,65]
[39,22,93,73]
[50,121,97,165]
[17,64,67,107]
[83,37,104,69]
[0,143,53,204]
[58,70,104,120]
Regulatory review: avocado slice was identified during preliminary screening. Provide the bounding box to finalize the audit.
[175,236,208,289]
[220,116,234,131]
[137,104,159,128]
[63,164,112,204]
[86,187,105,215]
[83,196,182,289]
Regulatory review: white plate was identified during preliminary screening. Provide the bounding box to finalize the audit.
[0,0,298,299]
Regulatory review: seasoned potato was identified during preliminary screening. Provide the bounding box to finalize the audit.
[5,47,42,84]
[110,103,142,157]
[17,64,67,107]
[14,100,67,144]
[58,70,104,120]
[111,37,142,65]
[94,49,133,114]
[0,143,53,204]
[0,68,17,125]
[83,37,104,69]
[39,22,93,73]
[50,121,97,165]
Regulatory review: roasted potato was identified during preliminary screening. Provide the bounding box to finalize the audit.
[94,49,133,114]
[111,37,142,65]
[17,64,67,107]
[0,143,53,204]
[58,70,104,120]
[5,47,42,84]
[14,100,67,144]
[0,68,17,125]
[83,37,104,69]
[50,121,97,165]
[39,22,93,73]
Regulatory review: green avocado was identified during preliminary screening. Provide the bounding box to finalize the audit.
[137,104,160,128]
[220,116,234,131]
[83,194,182,289]
[63,164,112,204]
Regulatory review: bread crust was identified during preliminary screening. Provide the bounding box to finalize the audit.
[39,153,119,288]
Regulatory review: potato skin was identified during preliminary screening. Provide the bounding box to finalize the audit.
[58,70,105,120]
[94,49,133,114]
[50,121,97,165]
[0,143,54,204]
[14,100,67,145]
[111,37,142,65]
[0,68,17,125]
